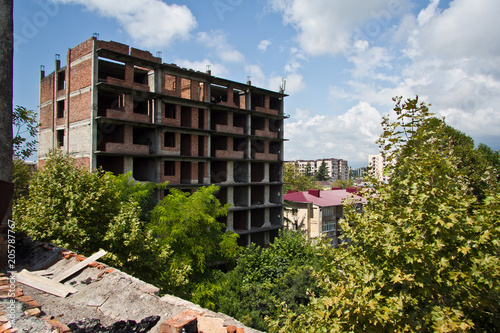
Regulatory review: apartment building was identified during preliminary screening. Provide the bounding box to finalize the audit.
[38,37,287,247]
[289,158,349,181]
[368,154,392,183]
[284,188,365,247]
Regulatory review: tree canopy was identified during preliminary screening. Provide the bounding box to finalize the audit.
[272,96,500,332]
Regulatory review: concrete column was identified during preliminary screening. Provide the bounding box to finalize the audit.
[262,207,271,227]
[226,211,234,231]
[264,162,270,182]
[227,186,234,205]
[226,161,234,183]
[124,156,133,174]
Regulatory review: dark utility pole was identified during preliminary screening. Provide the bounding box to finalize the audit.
[0,0,14,229]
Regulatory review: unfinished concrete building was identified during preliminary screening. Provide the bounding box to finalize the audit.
[38,37,287,247]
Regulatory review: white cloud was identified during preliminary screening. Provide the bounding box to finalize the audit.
[52,0,197,48]
[269,0,411,56]
[418,0,500,58]
[285,102,382,166]
[258,39,272,52]
[197,31,244,63]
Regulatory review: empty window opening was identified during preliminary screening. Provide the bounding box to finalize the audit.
[164,103,176,119]
[133,98,149,115]
[269,163,281,182]
[233,89,243,108]
[181,134,192,156]
[97,124,124,151]
[133,158,155,182]
[198,162,205,184]
[234,187,248,207]
[215,186,227,205]
[164,161,175,176]
[270,207,282,226]
[251,186,265,206]
[57,71,65,90]
[181,106,191,127]
[56,100,65,118]
[251,117,265,135]
[211,110,227,130]
[233,211,247,230]
[164,132,176,147]
[251,93,265,110]
[198,136,205,157]
[98,58,125,82]
[251,140,265,154]
[198,109,205,129]
[270,185,282,204]
[134,66,149,85]
[234,162,248,183]
[180,162,192,184]
[251,163,265,182]
[133,127,153,146]
[181,78,192,99]
[270,96,280,111]
[210,84,228,104]
[269,119,282,134]
[251,209,265,228]
[270,141,280,155]
[56,129,64,147]
[233,113,246,130]
[211,161,227,183]
[233,138,247,153]
[211,136,227,156]
[98,92,124,116]
[97,156,124,175]
[164,74,177,91]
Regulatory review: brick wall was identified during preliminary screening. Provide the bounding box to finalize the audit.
[68,92,92,123]
[70,59,92,91]
[97,40,129,54]
[69,38,94,61]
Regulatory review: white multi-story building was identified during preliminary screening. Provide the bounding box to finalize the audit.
[368,154,393,183]
[288,158,349,181]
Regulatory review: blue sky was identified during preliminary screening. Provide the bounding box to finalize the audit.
[14,0,500,167]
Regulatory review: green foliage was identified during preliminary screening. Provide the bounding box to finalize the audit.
[332,178,354,189]
[13,150,171,285]
[314,161,329,181]
[150,186,241,294]
[284,163,318,192]
[193,230,326,332]
[12,105,38,159]
[273,96,500,332]
[12,158,34,202]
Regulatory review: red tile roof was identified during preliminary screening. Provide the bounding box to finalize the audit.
[284,189,366,207]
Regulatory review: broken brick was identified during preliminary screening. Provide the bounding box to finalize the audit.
[24,308,41,317]
[75,254,86,262]
[104,268,114,274]
[226,325,237,333]
[160,310,199,333]
[44,317,72,333]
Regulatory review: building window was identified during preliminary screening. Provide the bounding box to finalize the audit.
[164,132,175,147]
[57,100,65,118]
[322,220,336,233]
[164,161,175,176]
[322,206,335,217]
[165,103,176,119]
[56,129,64,147]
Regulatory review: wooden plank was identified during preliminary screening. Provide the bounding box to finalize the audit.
[31,269,53,276]
[14,270,77,298]
[53,249,107,283]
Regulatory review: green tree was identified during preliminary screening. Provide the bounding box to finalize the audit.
[304,163,313,178]
[12,106,38,159]
[13,151,172,284]
[150,186,241,294]
[314,161,329,181]
[332,178,354,189]
[194,230,326,332]
[272,96,500,332]
[12,158,34,202]
[284,163,318,192]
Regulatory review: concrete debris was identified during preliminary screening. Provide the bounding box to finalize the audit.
[1,237,261,333]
